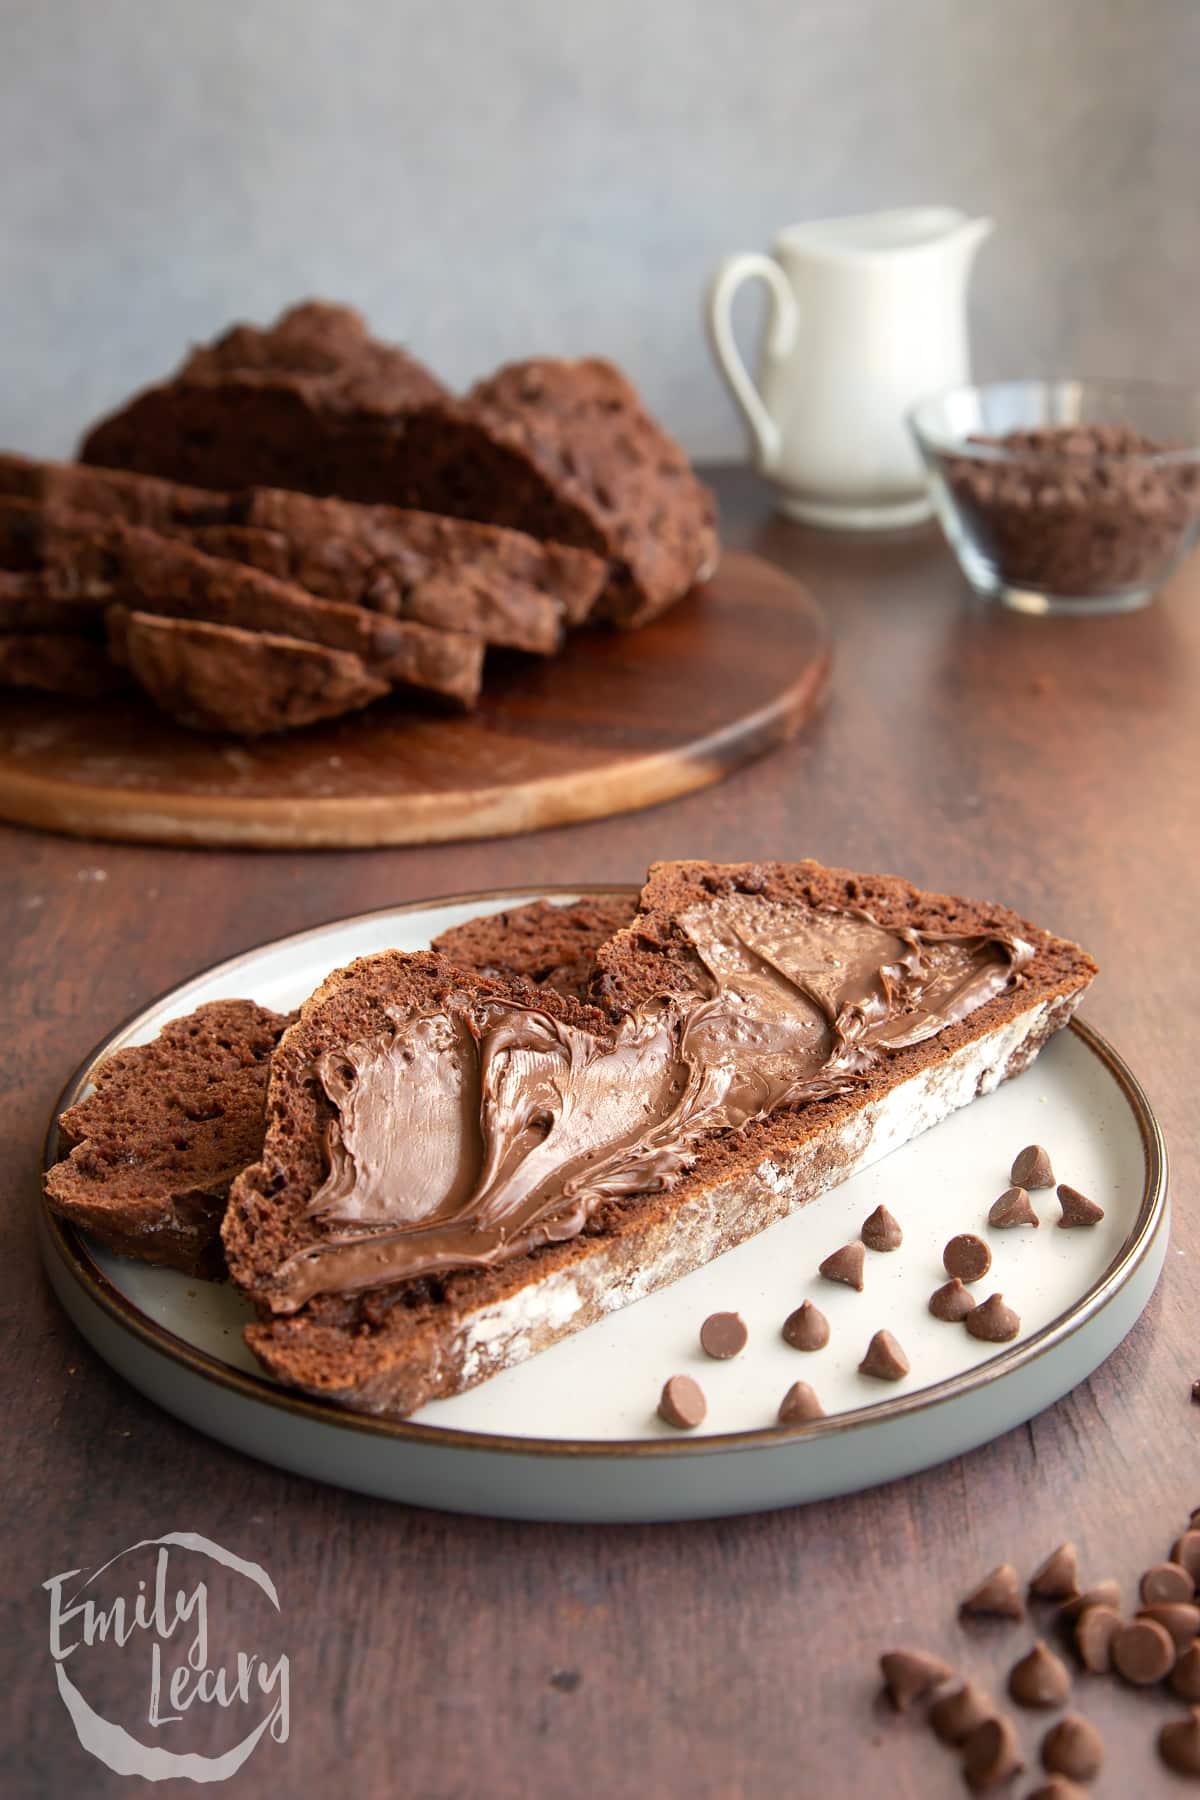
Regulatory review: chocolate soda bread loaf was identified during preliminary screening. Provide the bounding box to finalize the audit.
[224,860,1095,1419]
[0,455,606,651]
[46,1000,292,1277]
[109,610,389,735]
[0,570,114,634]
[432,894,637,1001]
[79,301,449,495]
[392,359,720,626]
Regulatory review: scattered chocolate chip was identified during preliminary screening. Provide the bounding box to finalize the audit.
[988,1185,1039,1228]
[657,1375,706,1430]
[943,1232,993,1282]
[1191,1506,1200,1528]
[1061,1580,1122,1624]
[1008,1640,1072,1708]
[965,1294,1021,1343]
[781,1299,830,1352]
[929,1681,994,1746]
[858,1329,910,1382]
[1138,1602,1200,1649]
[1171,1643,1200,1702]
[1026,1780,1088,1800]
[1141,1561,1197,1605]
[548,1668,581,1692]
[1040,1712,1104,1781]
[1192,1379,1200,1405]
[1112,1615,1175,1685]
[879,1646,955,1710]
[777,1381,824,1425]
[861,1203,903,1252]
[1159,1707,1200,1777]
[962,1714,1024,1790]
[1073,1604,1121,1673]
[1173,1532,1200,1583]
[1030,1543,1080,1602]
[929,1277,977,1322]
[1011,1144,1055,1189]
[1056,1184,1104,1228]
[818,1241,865,1290]
[962,1564,1025,1621]
[699,1311,748,1359]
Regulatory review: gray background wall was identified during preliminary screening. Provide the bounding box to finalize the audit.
[2,0,1196,461]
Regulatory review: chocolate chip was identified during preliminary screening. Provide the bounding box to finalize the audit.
[1026,1780,1088,1800]
[818,1241,865,1290]
[962,1563,1025,1621]
[1173,1532,1200,1583]
[1040,1712,1104,1781]
[965,1294,1021,1342]
[943,1233,992,1282]
[1192,1378,1200,1404]
[1008,1640,1072,1708]
[962,1714,1024,1790]
[777,1381,824,1425]
[861,1203,902,1251]
[1112,1616,1175,1685]
[1030,1543,1080,1601]
[1061,1580,1122,1624]
[657,1375,706,1429]
[1171,1643,1200,1701]
[929,1680,994,1745]
[549,1668,581,1692]
[1160,1708,1200,1777]
[1073,1604,1121,1673]
[858,1329,910,1382]
[1138,1602,1200,1649]
[781,1299,830,1352]
[698,1311,747,1359]
[1011,1144,1055,1188]
[879,1646,955,1710]
[988,1185,1039,1228]
[929,1277,977,1322]
[1056,1184,1104,1228]
[1141,1561,1197,1605]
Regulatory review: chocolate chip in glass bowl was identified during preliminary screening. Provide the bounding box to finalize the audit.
[860,1204,903,1252]
[1011,1144,1055,1189]
[988,1185,1039,1228]
[781,1299,830,1352]
[929,1277,976,1322]
[818,1242,865,1290]
[657,1375,706,1430]
[698,1311,748,1359]
[943,1233,993,1282]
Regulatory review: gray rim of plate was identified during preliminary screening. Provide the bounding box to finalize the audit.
[40,884,1169,1463]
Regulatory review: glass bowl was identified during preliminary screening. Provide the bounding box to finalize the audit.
[908,379,1200,614]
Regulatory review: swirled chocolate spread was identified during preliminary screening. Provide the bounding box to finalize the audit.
[263,896,1030,1311]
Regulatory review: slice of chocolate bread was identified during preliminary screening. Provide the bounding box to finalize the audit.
[0,570,114,634]
[109,610,389,735]
[225,860,1096,1418]
[432,894,637,1001]
[79,301,449,495]
[0,631,127,695]
[46,1000,292,1277]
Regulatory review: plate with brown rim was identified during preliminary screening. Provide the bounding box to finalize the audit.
[39,887,1168,1522]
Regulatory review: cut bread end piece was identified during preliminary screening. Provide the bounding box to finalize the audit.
[228,861,1096,1419]
[46,999,293,1277]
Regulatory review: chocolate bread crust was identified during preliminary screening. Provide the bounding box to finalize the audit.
[46,999,292,1277]
[0,632,127,696]
[432,895,637,1001]
[111,610,390,735]
[230,862,1096,1418]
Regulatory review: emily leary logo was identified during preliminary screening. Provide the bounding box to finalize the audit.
[43,1532,290,1783]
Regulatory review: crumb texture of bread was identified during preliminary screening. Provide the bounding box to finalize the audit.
[431,895,637,1000]
[46,999,292,1277]
[224,862,1096,1419]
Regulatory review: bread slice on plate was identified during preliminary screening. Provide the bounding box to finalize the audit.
[0,631,127,696]
[46,1000,292,1277]
[223,860,1096,1419]
[431,894,637,1000]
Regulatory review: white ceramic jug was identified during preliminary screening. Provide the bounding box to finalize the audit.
[707,206,992,529]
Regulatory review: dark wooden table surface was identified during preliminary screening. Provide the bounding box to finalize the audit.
[3,466,1197,1798]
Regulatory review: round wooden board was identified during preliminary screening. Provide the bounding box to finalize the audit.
[0,550,829,849]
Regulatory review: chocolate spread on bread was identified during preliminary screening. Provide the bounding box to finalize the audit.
[261,896,1030,1309]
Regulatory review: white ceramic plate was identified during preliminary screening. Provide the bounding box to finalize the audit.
[40,888,1168,1522]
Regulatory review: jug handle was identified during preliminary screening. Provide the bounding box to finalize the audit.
[706,254,799,473]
